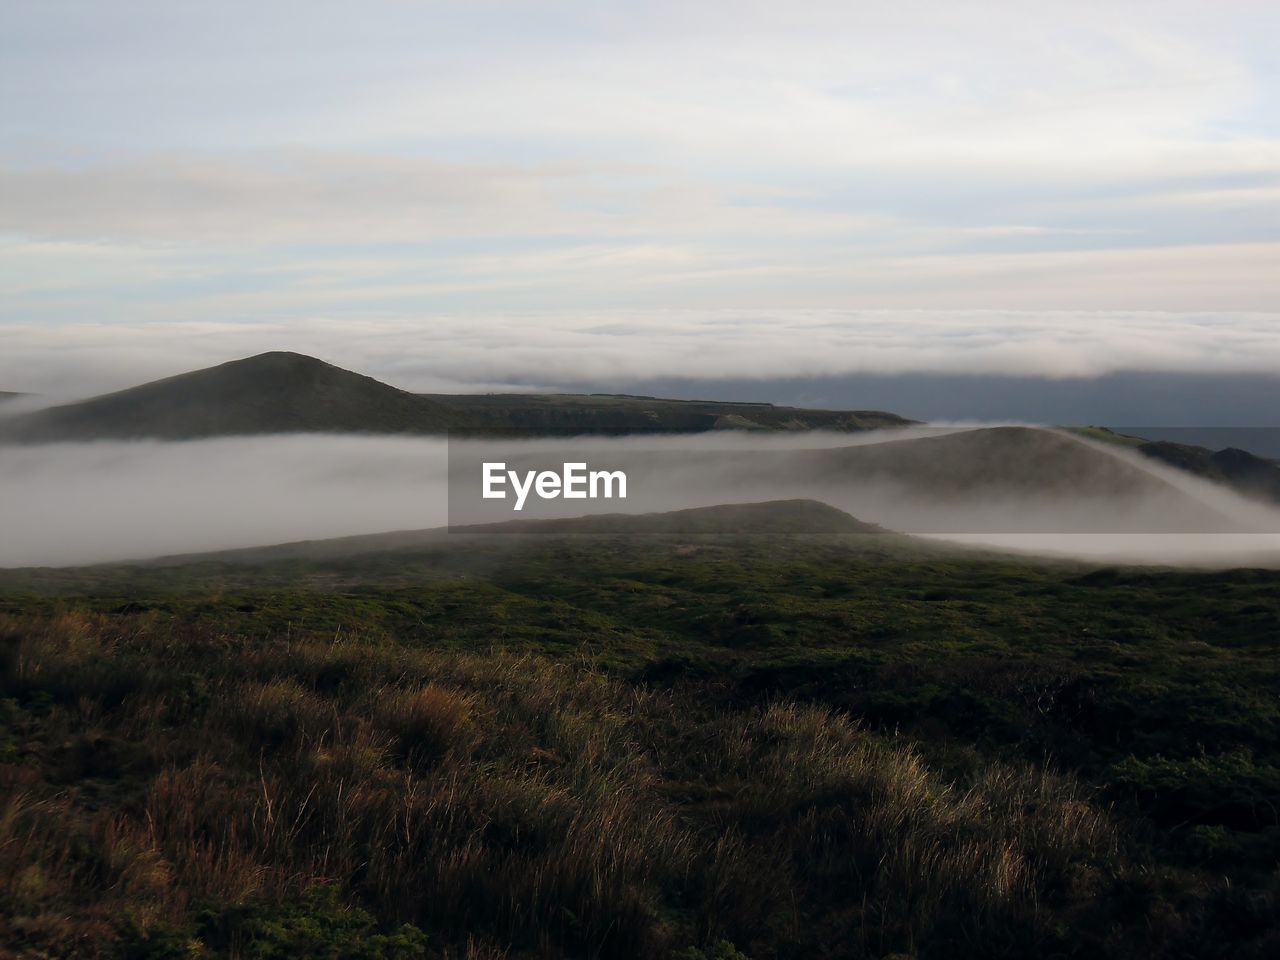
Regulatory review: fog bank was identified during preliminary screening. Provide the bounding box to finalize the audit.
[4,312,1280,400]
[2,428,1279,568]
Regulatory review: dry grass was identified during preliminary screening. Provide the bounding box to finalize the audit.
[374,683,482,765]
[0,614,1136,958]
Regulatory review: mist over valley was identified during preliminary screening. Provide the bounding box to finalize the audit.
[2,354,1278,568]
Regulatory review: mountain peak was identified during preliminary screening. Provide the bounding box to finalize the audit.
[206,350,380,383]
[228,350,336,367]
[3,351,459,440]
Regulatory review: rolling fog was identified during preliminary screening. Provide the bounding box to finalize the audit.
[1,427,1279,568]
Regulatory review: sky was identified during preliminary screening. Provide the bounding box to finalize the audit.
[1,0,1278,392]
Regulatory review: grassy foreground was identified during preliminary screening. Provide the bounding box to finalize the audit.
[1,530,1279,958]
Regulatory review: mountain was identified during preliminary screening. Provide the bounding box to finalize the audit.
[523,426,1250,534]
[798,427,1260,532]
[1137,441,1280,504]
[818,426,1164,497]
[440,426,1249,535]
[1071,427,1280,505]
[0,352,466,441]
[0,352,912,442]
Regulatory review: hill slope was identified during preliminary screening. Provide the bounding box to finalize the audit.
[806,427,1258,532]
[426,391,911,434]
[489,427,1249,534]
[1069,427,1280,505]
[0,353,912,442]
[820,426,1168,496]
[0,352,466,441]
[124,500,887,568]
[1138,441,1280,504]
[455,498,887,536]
[2,511,1280,957]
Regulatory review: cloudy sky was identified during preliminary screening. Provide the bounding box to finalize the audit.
[1,0,1277,394]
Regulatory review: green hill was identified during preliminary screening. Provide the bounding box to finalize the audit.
[426,390,911,435]
[450,498,886,536]
[68,500,886,570]
[819,426,1164,496]
[0,352,467,441]
[1138,441,1280,503]
[0,353,912,442]
[1069,426,1280,505]
[496,426,1243,533]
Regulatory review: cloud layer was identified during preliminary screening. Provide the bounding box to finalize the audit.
[2,312,1279,399]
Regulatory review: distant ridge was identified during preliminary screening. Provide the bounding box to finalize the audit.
[455,498,887,536]
[130,500,887,567]
[426,391,909,434]
[0,352,913,442]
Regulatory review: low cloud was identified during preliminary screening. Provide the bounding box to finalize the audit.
[2,430,1278,568]
[2,311,1279,399]
[0,436,450,567]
